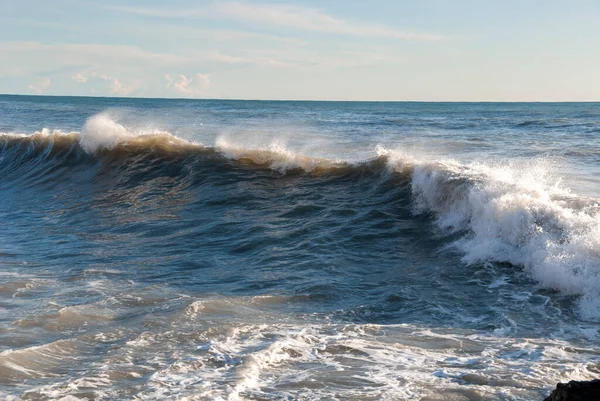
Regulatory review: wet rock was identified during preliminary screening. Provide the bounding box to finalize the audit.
[544,379,600,401]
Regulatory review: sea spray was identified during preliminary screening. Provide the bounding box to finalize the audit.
[384,149,600,320]
[80,113,130,152]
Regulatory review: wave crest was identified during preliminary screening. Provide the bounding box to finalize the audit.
[382,148,600,319]
[3,114,600,319]
[216,136,346,173]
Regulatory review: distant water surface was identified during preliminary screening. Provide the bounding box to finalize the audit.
[1,95,599,400]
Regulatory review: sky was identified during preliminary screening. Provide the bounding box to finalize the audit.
[1,0,599,101]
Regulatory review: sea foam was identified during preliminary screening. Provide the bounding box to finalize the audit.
[379,146,600,319]
[80,113,130,152]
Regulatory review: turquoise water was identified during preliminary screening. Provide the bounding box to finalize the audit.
[1,95,599,400]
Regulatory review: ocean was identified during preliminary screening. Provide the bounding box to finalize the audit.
[1,95,599,400]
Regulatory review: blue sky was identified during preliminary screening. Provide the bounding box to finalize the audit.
[1,0,599,100]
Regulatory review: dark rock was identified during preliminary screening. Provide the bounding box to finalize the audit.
[544,379,600,401]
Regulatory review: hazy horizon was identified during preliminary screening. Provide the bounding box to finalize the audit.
[2,93,600,103]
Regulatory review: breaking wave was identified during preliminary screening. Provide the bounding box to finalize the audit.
[2,114,600,319]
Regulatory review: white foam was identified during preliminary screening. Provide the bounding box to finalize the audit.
[80,113,130,152]
[76,113,205,155]
[0,391,19,401]
[10,290,599,400]
[216,135,342,173]
[121,322,598,400]
[1,129,77,142]
[379,146,600,320]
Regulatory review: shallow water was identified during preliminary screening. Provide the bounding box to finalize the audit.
[1,95,600,400]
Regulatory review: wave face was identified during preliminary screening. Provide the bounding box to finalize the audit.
[2,98,600,400]
[2,115,599,318]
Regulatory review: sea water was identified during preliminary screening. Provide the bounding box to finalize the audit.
[1,95,599,400]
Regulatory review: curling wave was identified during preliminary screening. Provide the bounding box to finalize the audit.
[379,147,600,319]
[2,114,600,319]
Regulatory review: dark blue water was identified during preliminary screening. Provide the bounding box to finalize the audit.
[1,95,599,400]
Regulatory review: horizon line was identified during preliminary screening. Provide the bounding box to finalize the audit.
[1,93,599,103]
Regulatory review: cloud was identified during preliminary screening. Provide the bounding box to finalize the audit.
[96,74,134,95]
[107,77,128,95]
[27,77,51,93]
[215,47,404,70]
[165,73,211,97]
[0,41,187,95]
[0,40,294,75]
[206,51,295,67]
[72,73,88,83]
[202,29,308,46]
[0,41,188,72]
[109,2,446,41]
[129,24,309,47]
[215,2,445,40]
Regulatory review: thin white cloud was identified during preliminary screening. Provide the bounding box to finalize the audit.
[215,2,445,40]
[228,47,404,69]
[165,73,211,97]
[0,41,295,73]
[206,52,251,65]
[203,28,308,46]
[72,73,88,83]
[206,51,295,67]
[0,41,187,68]
[27,77,51,93]
[338,50,404,65]
[132,24,308,47]
[108,2,446,41]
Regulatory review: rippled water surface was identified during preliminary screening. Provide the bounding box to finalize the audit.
[1,95,600,400]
